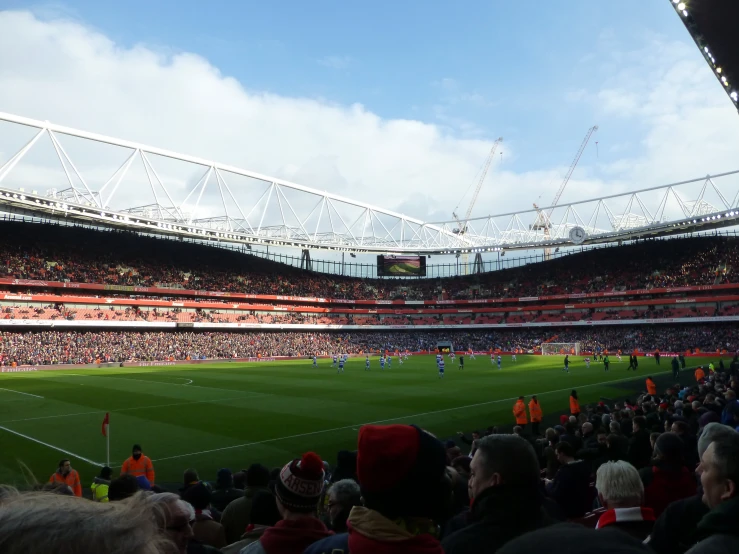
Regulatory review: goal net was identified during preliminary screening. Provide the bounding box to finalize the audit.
[541,342,581,356]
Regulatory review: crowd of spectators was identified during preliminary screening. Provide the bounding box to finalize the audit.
[3,361,739,553]
[1,325,739,365]
[2,222,739,301]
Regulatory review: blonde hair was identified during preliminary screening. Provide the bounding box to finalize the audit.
[0,489,175,553]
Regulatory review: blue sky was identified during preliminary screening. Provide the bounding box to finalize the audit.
[6,0,717,173]
[0,2,737,229]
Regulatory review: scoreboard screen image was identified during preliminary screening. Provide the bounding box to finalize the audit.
[377,255,427,277]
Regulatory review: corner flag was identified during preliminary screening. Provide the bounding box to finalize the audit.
[101,413,110,437]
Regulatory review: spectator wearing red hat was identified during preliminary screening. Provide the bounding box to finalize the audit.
[442,435,553,554]
[241,452,332,554]
[305,424,451,554]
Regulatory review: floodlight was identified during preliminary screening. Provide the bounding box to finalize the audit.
[677,2,686,10]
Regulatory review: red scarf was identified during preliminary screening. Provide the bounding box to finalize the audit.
[259,517,332,554]
[596,507,655,529]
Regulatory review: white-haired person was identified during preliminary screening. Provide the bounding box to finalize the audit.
[0,489,172,554]
[594,460,656,540]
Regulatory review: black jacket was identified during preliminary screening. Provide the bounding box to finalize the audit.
[648,494,708,554]
[687,496,739,553]
[441,485,553,554]
[628,429,653,469]
[546,460,592,518]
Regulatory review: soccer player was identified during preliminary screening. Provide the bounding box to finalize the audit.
[617,349,622,363]
[337,356,345,374]
[563,355,570,373]
[436,353,442,365]
[386,355,392,368]
[469,348,476,360]
[584,356,591,369]
[365,355,370,371]
[380,356,386,370]
[459,355,464,370]
[603,354,610,372]
[438,357,445,378]
[399,354,404,365]
[491,352,495,366]
[312,355,318,367]
[332,354,338,368]
[496,355,502,370]
[511,353,517,363]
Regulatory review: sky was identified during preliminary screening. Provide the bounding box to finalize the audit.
[0,1,738,257]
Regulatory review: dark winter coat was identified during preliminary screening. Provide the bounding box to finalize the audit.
[547,460,592,519]
[220,486,270,544]
[686,496,739,554]
[627,429,653,469]
[647,494,709,554]
[441,484,553,554]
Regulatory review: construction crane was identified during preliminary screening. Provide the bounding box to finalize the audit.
[452,137,503,273]
[531,125,598,258]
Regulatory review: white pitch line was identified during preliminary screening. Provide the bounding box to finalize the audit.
[58,373,251,395]
[151,369,671,463]
[0,425,101,466]
[0,393,269,425]
[0,387,44,399]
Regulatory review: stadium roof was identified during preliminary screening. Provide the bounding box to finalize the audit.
[669,0,739,112]
[1,111,739,255]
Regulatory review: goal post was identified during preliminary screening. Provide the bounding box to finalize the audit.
[541,342,581,356]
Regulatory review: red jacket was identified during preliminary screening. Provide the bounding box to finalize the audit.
[49,469,82,497]
[642,465,697,518]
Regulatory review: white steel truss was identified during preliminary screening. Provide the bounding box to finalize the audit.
[1,111,739,255]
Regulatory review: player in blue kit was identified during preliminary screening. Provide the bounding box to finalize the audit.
[365,355,370,370]
[386,355,392,368]
[312,355,318,367]
[380,356,386,370]
[438,357,445,378]
[497,355,502,370]
[332,354,338,368]
[337,357,345,374]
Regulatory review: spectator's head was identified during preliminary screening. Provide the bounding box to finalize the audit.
[545,428,558,443]
[649,432,661,451]
[471,430,480,440]
[181,482,211,511]
[131,444,143,460]
[233,470,246,490]
[273,452,325,515]
[654,432,685,465]
[249,490,281,527]
[671,420,688,436]
[699,431,739,509]
[0,490,172,554]
[597,429,608,445]
[725,390,736,402]
[357,424,450,521]
[183,469,199,486]
[149,492,195,554]
[468,435,540,502]
[108,474,140,501]
[632,416,646,433]
[216,468,233,489]
[451,455,471,477]
[245,464,271,488]
[57,459,71,476]
[99,466,112,480]
[582,422,593,436]
[609,421,621,434]
[555,441,576,463]
[513,426,523,436]
[698,422,738,459]
[596,461,644,509]
[327,479,361,532]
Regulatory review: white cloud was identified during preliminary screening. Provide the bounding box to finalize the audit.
[0,9,737,239]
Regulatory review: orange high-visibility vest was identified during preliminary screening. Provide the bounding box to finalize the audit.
[513,400,528,425]
[646,378,657,396]
[49,469,82,497]
[121,454,155,484]
[528,399,543,422]
[570,396,581,415]
[695,368,705,382]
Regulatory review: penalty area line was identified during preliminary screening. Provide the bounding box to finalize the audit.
[0,425,102,466]
[151,368,672,463]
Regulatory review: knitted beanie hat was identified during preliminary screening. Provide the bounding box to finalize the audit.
[274,452,325,512]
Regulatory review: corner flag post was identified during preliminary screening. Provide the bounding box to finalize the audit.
[102,413,110,467]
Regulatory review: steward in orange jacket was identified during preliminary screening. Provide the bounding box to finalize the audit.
[49,459,82,497]
[121,443,155,484]
[570,390,580,416]
[528,395,543,436]
[513,396,528,428]
[646,377,657,396]
[695,367,706,383]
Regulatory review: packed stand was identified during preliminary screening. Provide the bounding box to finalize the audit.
[1,325,739,365]
[3,222,739,301]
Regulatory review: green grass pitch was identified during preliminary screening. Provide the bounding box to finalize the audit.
[0,354,708,488]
